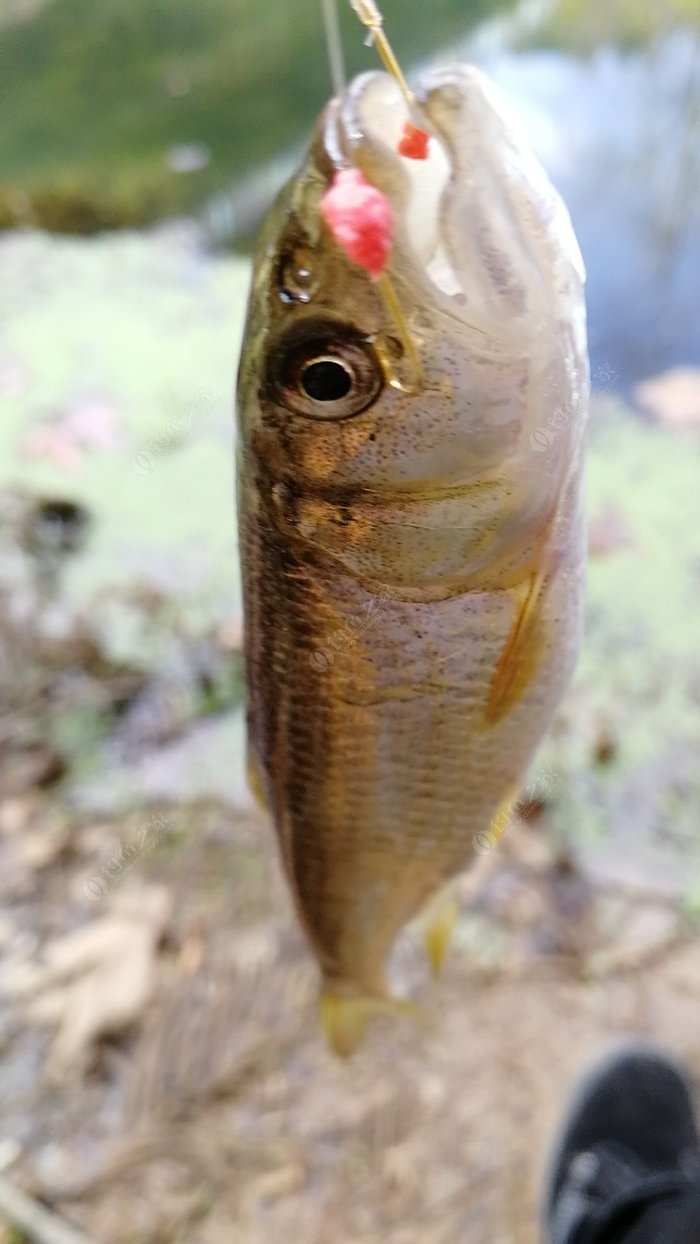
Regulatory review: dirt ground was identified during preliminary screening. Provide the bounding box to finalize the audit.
[1,790,698,1244]
[1,230,699,1243]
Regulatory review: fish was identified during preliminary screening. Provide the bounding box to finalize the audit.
[236,64,588,1054]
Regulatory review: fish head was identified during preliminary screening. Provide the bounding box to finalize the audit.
[237,66,588,585]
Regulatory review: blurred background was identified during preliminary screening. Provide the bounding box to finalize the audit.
[0,1,699,1241]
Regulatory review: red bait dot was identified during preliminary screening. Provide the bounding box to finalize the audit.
[397,121,430,161]
[320,168,394,278]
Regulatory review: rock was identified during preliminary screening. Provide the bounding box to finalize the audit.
[245,1162,305,1206]
[0,798,36,835]
[0,1139,21,1173]
[587,904,679,977]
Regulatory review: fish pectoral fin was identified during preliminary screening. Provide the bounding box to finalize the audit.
[320,991,420,1058]
[422,889,460,977]
[484,539,561,728]
[484,504,567,727]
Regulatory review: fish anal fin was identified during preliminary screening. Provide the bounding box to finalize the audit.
[483,783,521,850]
[422,889,460,977]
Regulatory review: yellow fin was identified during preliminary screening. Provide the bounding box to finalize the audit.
[478,783,521,852]
[422,891,459,977]
[484,568,549,726]
[246,753,269,813]
[320,992,420,1058]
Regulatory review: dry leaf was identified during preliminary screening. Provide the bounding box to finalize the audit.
[1,886,171,1080]
[634,367,700,432]
[587,504,634,559]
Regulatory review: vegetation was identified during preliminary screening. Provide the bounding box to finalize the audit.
[529,0,700,51]
[0,0,510,232]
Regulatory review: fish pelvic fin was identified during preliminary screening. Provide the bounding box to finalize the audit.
[246,751,270,814]
[320,990,420,1058]
[422,889,460,978]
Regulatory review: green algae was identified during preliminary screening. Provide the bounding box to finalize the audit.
[1,231,698,881]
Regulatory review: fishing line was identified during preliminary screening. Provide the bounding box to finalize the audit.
[348,0,414,109]
[344,0,427,389]
[318,0,427,390]
[321,0,347,95]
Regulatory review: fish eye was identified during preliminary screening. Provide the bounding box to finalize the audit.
[268,321,383,421]
[301,357,353,403]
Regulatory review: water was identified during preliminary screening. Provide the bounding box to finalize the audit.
[477,31,700,388]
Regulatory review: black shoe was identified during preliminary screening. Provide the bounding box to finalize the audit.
[544,1042,700,1244]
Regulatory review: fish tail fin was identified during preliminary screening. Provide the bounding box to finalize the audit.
[320,990,420,1058]
[422,889,460,978]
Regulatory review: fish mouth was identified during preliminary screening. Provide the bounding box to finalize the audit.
[326,67,584,325]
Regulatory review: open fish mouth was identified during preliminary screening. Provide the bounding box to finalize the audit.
[326,66,585,324]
